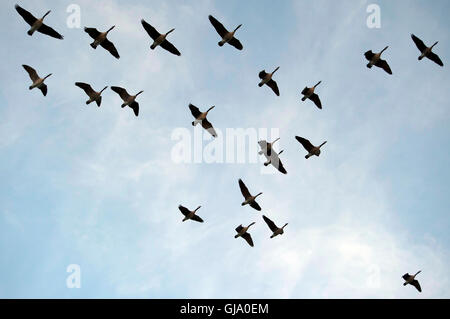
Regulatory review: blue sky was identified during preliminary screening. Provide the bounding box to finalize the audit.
[0,0,449,298]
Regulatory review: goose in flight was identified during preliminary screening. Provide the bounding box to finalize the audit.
[178,205,204,223]
[84,26,120,59]
[208,15,243,50]
[258,138,287,174]
[262,215,288,239]
[75,82,108,107]
[295,136,327,159]
[141,19,181,56]
[15,4,63,39]
[111,86,143,117]
[402,270,422,292]
[238,179,262,211]
[22,65,51,96]
[364,46,392,74]
[301,81,322,109]
[411,34,443,67]
[234,222,255,247]
[258,67,280,96]
[189,103,217,138]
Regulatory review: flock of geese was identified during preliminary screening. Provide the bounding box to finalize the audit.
[14,3,443,294]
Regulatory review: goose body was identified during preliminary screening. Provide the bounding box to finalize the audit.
[295,136,327,159]
[258,139,287,174]
[208,15,243,50]
[234,222,255,247]
[15,4,63,39]
[364,46,392,74]
[141,19,181,56]
[189,103,217,137]
[84,26,120,59]
[111,86,143,117]
[262,215,287,239]
[22,65,51,96]
[178,205,204,223]
[411,34,443,66]
[402,270,422,292]
[301,81,322,109]
[75,82,108,107]
[238,179,262,211]
[258,67,280,96]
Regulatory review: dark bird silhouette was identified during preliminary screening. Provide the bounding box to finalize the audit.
[208,15,243,50]
[258,67,280,96]
[411,34,443,67]
[15,4,63,39]
[111,86,143,117]
[84,26,120,59]
[75,82,108,107]
[364,46,392,74]
[178,205,204,223]
[141,19,181,56]
[22,65,51,96]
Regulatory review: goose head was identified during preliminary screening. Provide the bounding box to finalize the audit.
[380,46,389,54]
[100,86,108,93]
[107,25,116,33]
[206,105,215,113]
[194,206,201,212]
[431,41,439,49]
[233,24,242,34]
[44,73,53,80]
[272,66,280,75]
[166,28,175,36]
[135,90,144,97]
[42,10,51,20]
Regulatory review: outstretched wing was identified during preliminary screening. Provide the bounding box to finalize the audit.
[301,87,309,95]
[295,136,314,152]
[38,23,64,39]
[141,19,161,40]
[427,52,444,66]
[277,160,287,174]
[309,93,322,109]
[130,101,139,117]
[238,179,251,199]
[84,27,101,39]
[39,84,47,96]
[191,214,204,223]
[263,215,278,232]
[364,50,375,61]
[111,86,131,101]
[235,225,244,233]
[178,205,190,216]
[15,4,37,26]
[375,58,392,74]
[250,201,261,211]
[201,119,217,138]
[411,34,427,52]
[75,82,95,96]
[402,273,410,280]
[258,70,268,79]
[160,39,181,56]
[411,280,422,292]
[266,79,280,96]
[96,96,102,107]
[208,15,228,38]
[228,37,243,50]
[241,233,254,247]
[100,38,120,59]
[22,65,39,82]
[189,104,202,118]
[270,151,287,174]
